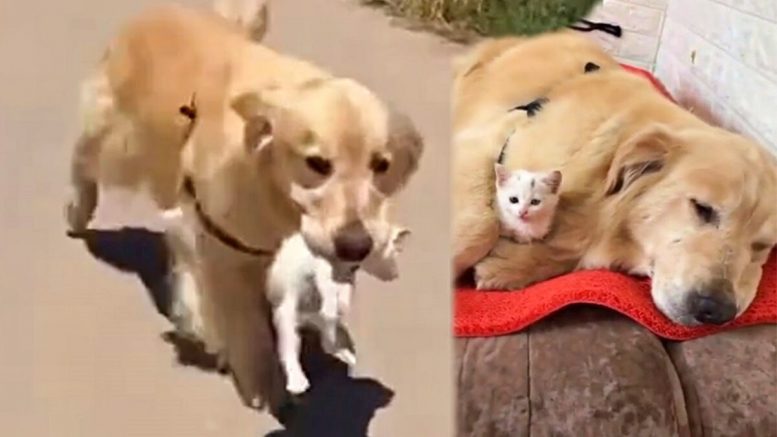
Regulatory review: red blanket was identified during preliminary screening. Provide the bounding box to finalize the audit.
[455,251,776,340]
[454,65,777,340]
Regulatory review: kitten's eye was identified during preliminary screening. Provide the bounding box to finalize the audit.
[530,199,541,206]
[370,155,391,174]
[751,242,771,252]
[305,156,332,176]
[690,198,718,225]
[509,196,519,204]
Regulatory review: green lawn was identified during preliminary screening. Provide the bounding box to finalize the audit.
[364,0,602,41]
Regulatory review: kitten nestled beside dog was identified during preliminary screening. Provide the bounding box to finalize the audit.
[494,164,562,243]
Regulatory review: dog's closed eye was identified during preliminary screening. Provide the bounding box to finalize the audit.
[751,241,772,252]
[690,198,719,226]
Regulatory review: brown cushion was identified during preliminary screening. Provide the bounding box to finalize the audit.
[457,307,692,436]
[666,325,777,436]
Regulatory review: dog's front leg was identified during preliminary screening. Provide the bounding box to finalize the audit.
[199,257,287,412]
[452,135,504,278]
[66,132,102,233]
[473,238,578,290]
[66,69,115,234]
[453,209,500,278]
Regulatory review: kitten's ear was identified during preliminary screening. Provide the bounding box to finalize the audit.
[392,227,411,252]
[494,163,509,186]
[545,170,562,194]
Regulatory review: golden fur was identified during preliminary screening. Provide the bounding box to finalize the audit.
[66,2,423,412]
[453,32,777,326]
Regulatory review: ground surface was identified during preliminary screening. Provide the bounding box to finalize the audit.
[0,0,458,435]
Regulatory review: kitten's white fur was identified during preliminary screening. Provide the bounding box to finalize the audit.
[494,164,562,243]
[266,224,410,394]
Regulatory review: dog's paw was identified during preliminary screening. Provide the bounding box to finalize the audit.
[65,193,91,234]
[333,349,357,368]
[286,373,310,395]
[473,262,523,291]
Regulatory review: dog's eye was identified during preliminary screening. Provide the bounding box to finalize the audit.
[530,199,541,206]
[509,196,519,204]
[370,155,391,174]
[690,198,718,225]
[305,156,332,176]
[752,241,772,252]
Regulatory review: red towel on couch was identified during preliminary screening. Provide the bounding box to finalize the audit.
[455,251,777,340]
[454,65,777,340]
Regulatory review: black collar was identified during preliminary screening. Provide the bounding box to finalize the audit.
[497,97,548,164]
[182,177,274,257]
[177,98,274,257]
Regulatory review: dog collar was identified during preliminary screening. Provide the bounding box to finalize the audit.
[182,177,275,257]
[497,97,548,164]
[177,98,274,257]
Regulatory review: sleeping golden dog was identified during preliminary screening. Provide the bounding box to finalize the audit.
[66,1,423,412]
[453,32,777,327]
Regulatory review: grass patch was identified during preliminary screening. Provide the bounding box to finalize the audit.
[364,0,602,41]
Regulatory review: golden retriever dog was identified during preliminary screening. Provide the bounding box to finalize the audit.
[453,31,777,327]
[65,1,423,413]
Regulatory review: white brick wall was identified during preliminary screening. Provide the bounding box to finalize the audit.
[586,0,777,155]
[587,0,668,69]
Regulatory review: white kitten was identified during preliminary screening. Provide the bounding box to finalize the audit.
[494,163,562,243]
[266,225,410,395]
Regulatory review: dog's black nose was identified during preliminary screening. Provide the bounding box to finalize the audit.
[688,283,737,325]
[333,221,373,262]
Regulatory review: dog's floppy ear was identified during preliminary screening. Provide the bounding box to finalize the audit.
[231,92,276,153]
[380,109,424,195]
[605,124,674,195]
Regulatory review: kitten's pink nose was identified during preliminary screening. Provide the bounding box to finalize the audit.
[519,211,528,219]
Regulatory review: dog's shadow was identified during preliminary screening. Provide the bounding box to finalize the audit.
[70,228,175,319]
[267,330,394,437]
[70,228,395,436]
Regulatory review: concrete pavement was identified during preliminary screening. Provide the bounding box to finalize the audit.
[0,0,458,435]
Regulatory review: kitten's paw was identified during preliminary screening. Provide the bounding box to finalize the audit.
[336,301,350,318]
[286,372,310,395]
[333,349,357,368]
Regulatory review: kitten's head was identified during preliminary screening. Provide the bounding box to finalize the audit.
[494,164,562,220]
[360,226,411,281]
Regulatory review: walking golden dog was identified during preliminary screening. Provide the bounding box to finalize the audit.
[66,1,423,412]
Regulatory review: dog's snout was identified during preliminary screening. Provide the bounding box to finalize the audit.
[688,280,737,325]
[333,221,373,262]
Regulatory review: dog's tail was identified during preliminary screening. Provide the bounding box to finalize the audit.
[213,0,270,42]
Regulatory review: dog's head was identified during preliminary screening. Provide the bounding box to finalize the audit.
[606,124,777,326]
[230,79,423,263]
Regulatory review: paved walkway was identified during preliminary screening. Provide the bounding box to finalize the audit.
[0,0,459,435]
